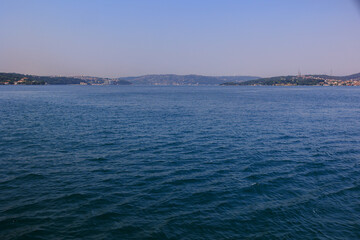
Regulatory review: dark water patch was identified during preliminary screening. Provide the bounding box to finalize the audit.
[1,173,46,185]
[86,157,107,162]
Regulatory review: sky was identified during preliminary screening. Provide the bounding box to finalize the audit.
[0,0,359,78]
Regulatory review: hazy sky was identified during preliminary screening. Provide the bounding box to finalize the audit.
[0,0,359,77]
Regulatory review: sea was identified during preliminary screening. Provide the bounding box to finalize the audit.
[0,85,359,239]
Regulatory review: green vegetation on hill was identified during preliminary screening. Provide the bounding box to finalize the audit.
[0,72,132,85]
[0,73,83,85]
[221,73,360,86]
[237,76,324,86]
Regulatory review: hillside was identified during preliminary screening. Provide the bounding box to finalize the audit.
[0,73,132,85]
[118,74,259,85]
[221,73,360,86]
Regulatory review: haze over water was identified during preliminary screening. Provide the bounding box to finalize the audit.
[1,86,359,239]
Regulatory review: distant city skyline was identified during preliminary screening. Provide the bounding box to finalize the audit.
[1,0,359,78]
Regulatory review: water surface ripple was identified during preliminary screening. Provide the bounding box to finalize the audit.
[0,86,359,239]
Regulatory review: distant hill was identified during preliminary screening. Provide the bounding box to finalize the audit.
[308,73,360,81]
[118,74,259,85]
[0,72,258,86]
[0,72,82,85]
[0,72,132,85]
[214,76,260,83]
[3,71,359,86]
[221,73,360,86]
[74,76,132,85]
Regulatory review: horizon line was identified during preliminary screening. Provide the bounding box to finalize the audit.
[1,71,359,79]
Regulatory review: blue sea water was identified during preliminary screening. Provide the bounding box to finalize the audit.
[0,85,359,239]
